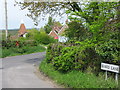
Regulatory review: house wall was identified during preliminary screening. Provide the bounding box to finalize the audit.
[58,36,68,43]
[23,33,28,38]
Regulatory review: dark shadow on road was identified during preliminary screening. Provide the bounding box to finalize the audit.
[24,56,45,66]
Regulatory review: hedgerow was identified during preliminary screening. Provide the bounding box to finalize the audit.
[46,37,119,73]
[1,40,37,49]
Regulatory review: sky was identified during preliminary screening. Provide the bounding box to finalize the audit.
[0,0,67,30]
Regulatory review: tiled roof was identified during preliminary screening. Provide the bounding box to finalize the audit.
[52,26,62,33]
[49,24,68,37]
[18,24,27,35]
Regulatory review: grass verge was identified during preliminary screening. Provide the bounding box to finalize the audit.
[1,45,46,58]
[39,59,118,88]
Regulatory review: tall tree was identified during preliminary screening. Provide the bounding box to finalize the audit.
[44,17,54,34]
[16,2,83,24]
[65,21,87,41]
[16,2,118,25]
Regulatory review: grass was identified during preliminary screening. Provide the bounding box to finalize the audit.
[1,45,46,58]
[39,59,119,88]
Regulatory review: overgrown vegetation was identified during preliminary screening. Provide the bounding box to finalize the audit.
[43,16,62,34]
[40,59,118,88]
[26,29,57,45]
[1,40,45,58]
[1,24,57,58]
[42,2,119,88]
[18,1,119,88]
[46,42,119,73]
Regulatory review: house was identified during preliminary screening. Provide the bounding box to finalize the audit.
[18,20,27,37]
[48,25,61,39]
[48,20,69,42]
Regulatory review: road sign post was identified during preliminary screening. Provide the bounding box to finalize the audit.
[105,70,107,80]
[115,73,118,84]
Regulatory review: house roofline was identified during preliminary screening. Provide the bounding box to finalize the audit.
[48,31,52,35]
[53,30,58,36]
[58,24,68,34]
[48,30,58,36]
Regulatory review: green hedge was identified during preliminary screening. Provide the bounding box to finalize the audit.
[1,40,37,49]
[46,42,119,74]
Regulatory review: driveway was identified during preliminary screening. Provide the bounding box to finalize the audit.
[1,52,58,88]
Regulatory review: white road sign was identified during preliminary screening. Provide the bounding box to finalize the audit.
[101,63,119,73]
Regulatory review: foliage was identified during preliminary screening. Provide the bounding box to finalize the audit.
[54,21,62,27]
[44,17,62,34]
[16,2,83,24]
[1,45,45,58]
[45,2,120,73]
[39,59,118,88]
[18,1,120,87]
[26,29,56,44]
[39,27,46,33]
[46,16,119,72]
[65,21,88,41]
[35,32,55,45]
[44,17,55,34]
[1,40,37,49]
[66,2,119,64]
[26,29,39,39]
[95,31,119,64]
[46,43,102,73]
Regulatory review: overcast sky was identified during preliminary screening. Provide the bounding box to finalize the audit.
[0,0,67,30]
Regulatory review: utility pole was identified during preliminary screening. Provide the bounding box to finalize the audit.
[5,0,8,40]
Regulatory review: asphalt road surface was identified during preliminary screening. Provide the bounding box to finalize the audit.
[1,52,58,88]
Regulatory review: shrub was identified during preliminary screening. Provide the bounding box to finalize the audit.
[46,40,119,74]
[1,40,38,49]
[2,40,16,49]
[95,32,119,65]
[26,29,56,45]
[46,43,89,72]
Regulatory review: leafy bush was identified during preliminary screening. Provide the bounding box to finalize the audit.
[26,29,56,45]
[1,40,37,49]
[34,32,56,45]
[46,39,119,73]
[2,40,16,49]
[65,21,88,41]
[46,43,90,72]
[95,32,119,65]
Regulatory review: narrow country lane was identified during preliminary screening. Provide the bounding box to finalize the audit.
[1,52,58,88]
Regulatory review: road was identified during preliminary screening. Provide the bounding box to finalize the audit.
[1,52,58,88]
